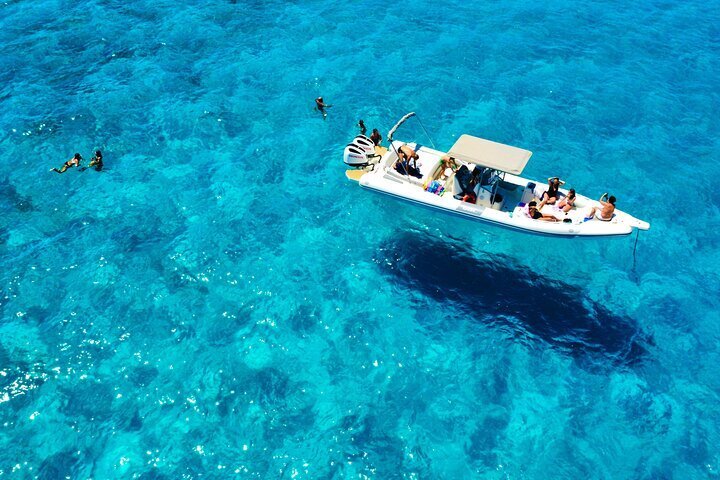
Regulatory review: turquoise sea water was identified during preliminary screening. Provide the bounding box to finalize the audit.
[1,0,719,478]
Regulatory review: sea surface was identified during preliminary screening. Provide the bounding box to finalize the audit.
[1,0,719,478]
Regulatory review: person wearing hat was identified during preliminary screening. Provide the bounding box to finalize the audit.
[51,153,82,173]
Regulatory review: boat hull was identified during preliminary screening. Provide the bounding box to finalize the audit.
[347,138,649,238]
[360,175,631,237]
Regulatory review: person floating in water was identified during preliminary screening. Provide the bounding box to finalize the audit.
[358,119,366,135]
[315,97,331,119]
[370,128,382,146]
[86,150,103,171]
[51,153,82,173]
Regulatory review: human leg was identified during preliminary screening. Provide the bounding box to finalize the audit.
[537,192,550,209]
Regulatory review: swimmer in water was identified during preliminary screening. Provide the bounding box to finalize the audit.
[315,97,331,119]
[358,119,366,135]
[52,153,82,173]
[86,150,104,171]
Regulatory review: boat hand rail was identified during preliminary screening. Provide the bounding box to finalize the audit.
[387,112,416,141]
[387,112,437,150]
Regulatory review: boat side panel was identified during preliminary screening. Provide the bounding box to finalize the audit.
[359,175,632,237]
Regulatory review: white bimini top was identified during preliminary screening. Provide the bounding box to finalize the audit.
[447,134,532,175]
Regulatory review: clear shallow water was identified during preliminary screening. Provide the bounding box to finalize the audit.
[0,0,719,477]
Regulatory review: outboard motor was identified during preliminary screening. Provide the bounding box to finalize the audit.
[343,135,379,167]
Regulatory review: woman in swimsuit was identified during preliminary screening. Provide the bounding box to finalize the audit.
[52,153,82,174]
[557,188,576,213]
[527,201,560,222]
[538,177,564,209]
[370,129,382,146]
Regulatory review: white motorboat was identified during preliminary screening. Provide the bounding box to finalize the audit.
[343,113,650,237]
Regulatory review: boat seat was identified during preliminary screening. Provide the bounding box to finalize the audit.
[385,166,425,186]
[453,175,462,195]
[515,202,531,218]
[520,182,536,204]
[443,172,455,191]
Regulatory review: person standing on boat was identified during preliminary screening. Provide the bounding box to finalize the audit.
[358,119,367,135]
[538,177,564,209]
[315,97,331,119]
[51,153,82,174]
[370,128,382,146]
[395,144,422,178]
[398,144,420,165]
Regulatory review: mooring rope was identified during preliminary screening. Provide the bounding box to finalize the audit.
[632,229,640,271]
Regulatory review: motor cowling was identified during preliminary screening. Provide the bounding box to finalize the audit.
[343,135,377,166]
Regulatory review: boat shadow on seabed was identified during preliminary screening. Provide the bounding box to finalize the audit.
[376,232,652,367]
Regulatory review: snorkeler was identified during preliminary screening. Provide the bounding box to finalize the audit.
[358,119,366,135]
[51,153,82,173]
[315,97,332,118]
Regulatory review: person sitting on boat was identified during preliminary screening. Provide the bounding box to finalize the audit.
[440,155,458,172]
[537,177,565,209]
[527,201,560,222]
[370,128,382,146]
[557,188,576,213]
[586,193,616,221]
[51,153,82,174]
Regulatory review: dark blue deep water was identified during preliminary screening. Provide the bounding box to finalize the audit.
[1,0,719,478]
